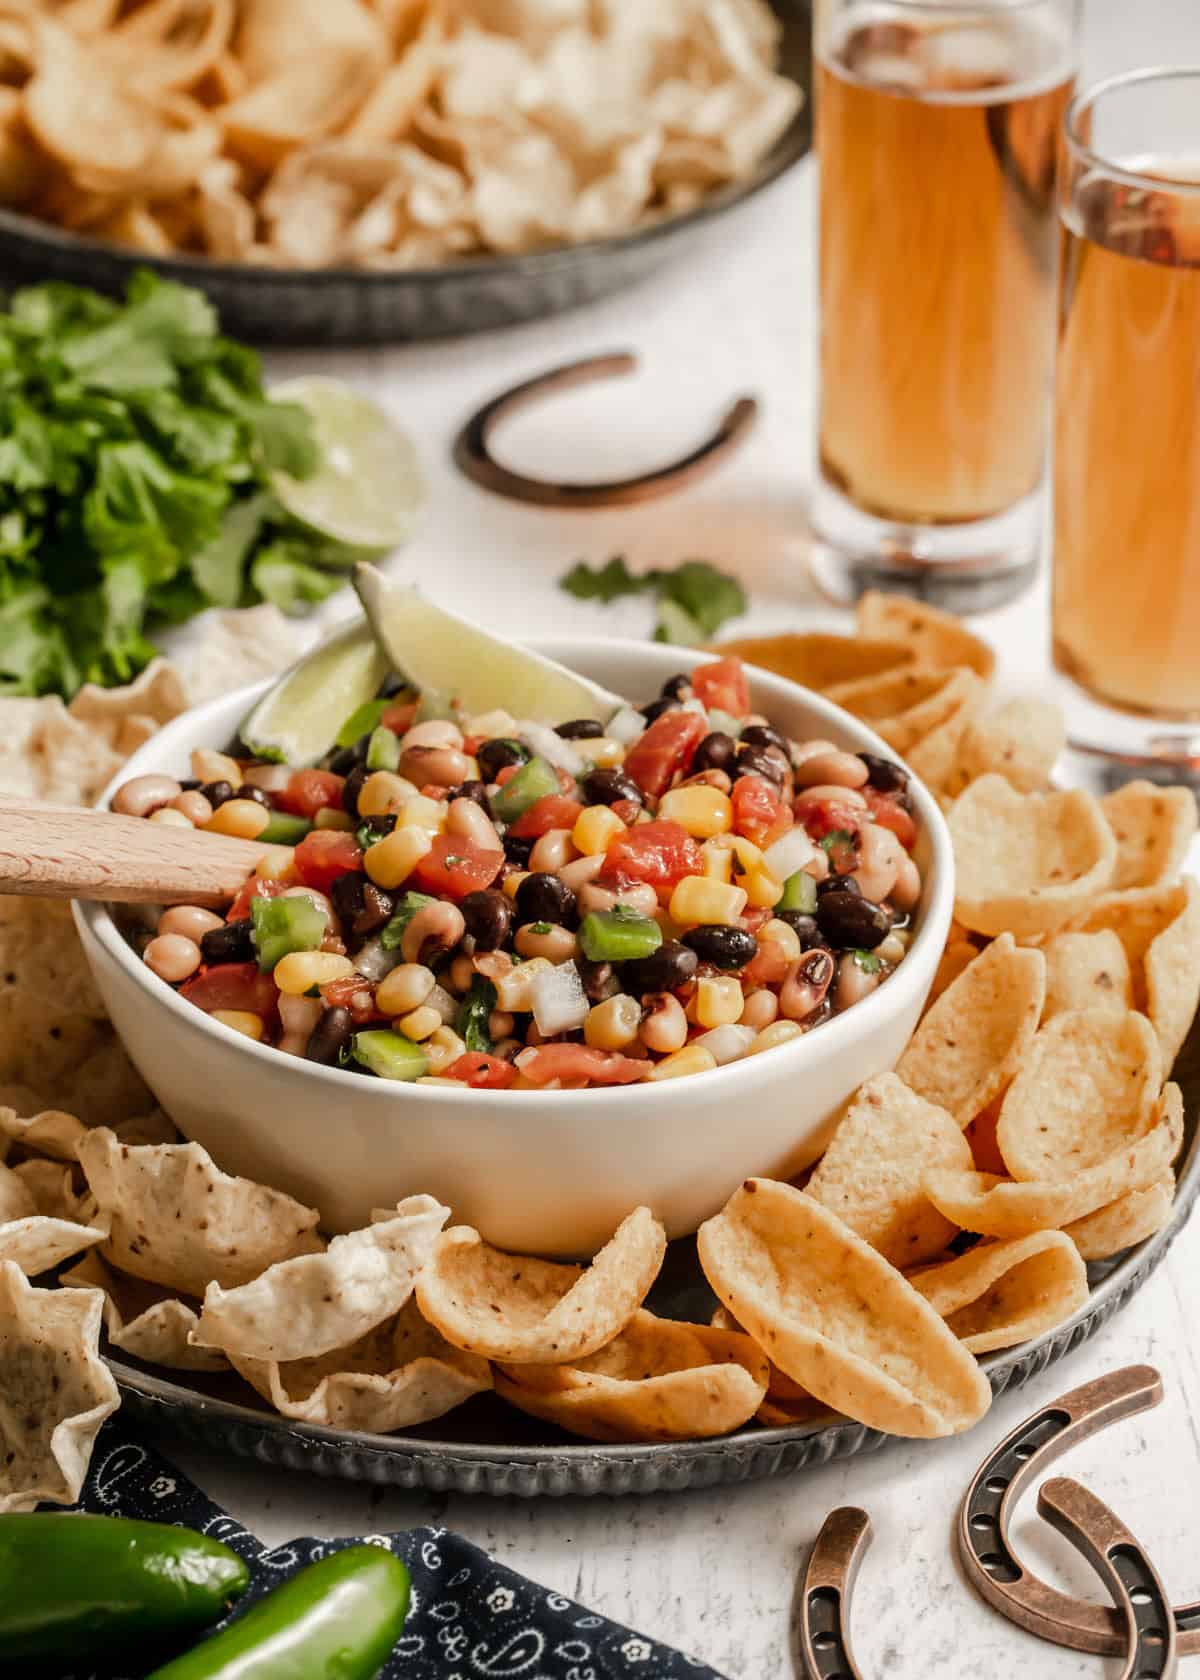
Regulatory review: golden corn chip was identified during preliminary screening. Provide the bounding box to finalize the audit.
[926,938,979,1010]
[948,775,1116,939]
[925,1083,1182,1239]
[856,592,997,682]
[711,1303,810,1406]
[824,666,974,755]
[0,1106,87,1162]
[227,1296,491,1432]
[697,1180,992,1439]
[996,1009,1161,1182]
[908,1231,1088,1354]
[955,698,1066,795]
[0,1261,119,1512]
[415,1207,666,1365]
[77,1128,322,1297]
[1041,930,1133,1021]
[61,1249,229,1374]
[713,632,913,694]
[902,673,987,793]
[494,1310,768,1444]
[0,1156,107,1276]
[1063,1175,1175,1261]
[965,1103,1008,1175]
[193,1195,449,1364]
[806,1073,972,1267]
[897,933,1045,1126]
[1073,880,1200,1068]
[1101,781,1197,891]
[12,1158,93,1223]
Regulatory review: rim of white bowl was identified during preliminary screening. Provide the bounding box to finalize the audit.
[76,636,956,1113]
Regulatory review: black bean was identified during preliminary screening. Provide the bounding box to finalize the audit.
[460,889,513,951]
[199,920,254,965]
[817,873,860,898]
[179,778,202,792]
[306,1006,355,1066]
[576,955,619,1002]
[661,674,693,701]
[740,723,790,756]
[620,939,699,995]
[641,696,682,724]
[681,925,758,970]
[354,882,395,939]
[379,673,407,697]
[582,768,643,808]
[515,872,576,927]
[502,833,534,867]
[556,718,604,739]
[342,764,369,817]
[736,747,788,786]
[330,872,366,927]
[447,779,492,813]
[238,784,271,809]
[816,891,891,951]
[358,814,395,841]
[858,752,910,794]
[776,911,826,950]
[477,737,528,781]
[327,746,359,777]
[692,731,738,774]
[200,779,234,810]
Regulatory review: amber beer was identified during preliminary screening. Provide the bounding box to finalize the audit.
[818,18,1073,525]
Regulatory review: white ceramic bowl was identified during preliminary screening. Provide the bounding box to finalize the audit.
[74,637,954,1256]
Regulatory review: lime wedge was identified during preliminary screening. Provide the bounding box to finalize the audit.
[354,563,623,726]
[239,621,389,765]
[269,377,426,550]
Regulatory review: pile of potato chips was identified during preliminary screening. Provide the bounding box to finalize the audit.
[2,593,1197,1511]
[0,0,801,268]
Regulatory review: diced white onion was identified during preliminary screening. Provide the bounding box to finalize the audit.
[607,705,646,745]
[517,720,583,776]
[763,828,819,882]
[682,697,709,721]
[694,1024,756,1065]
[425,982,459,1024]
[531,961,589,1036]
[706,708,743,739]
[353,937,401,982]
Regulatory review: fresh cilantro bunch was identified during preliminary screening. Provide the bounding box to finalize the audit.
[558,555,747,644]
[0,271,365,698]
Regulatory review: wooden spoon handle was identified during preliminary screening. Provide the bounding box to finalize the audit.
[0,802,267,907]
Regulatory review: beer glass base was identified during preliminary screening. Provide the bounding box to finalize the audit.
[1053,669,1200,798]
[808,480,1041,615]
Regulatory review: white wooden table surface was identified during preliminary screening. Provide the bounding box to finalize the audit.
[163,3,1200,1673]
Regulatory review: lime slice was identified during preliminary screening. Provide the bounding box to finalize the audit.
[269,376,426,550]
[239,620,389,765]
[354,563,623,725]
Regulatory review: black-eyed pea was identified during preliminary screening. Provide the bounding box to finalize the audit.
[793,750,870,790]
[112,774,181,818]
[149,807,193,828]
[640,992,688,1054]
[891,855,922,912]
[171,790,213,826]
[528,828,578,874]
[157,906,223,943]
[834,951,884,1010]
[143,933,202,983]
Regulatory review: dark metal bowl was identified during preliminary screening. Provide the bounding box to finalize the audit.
[0,3,811,345]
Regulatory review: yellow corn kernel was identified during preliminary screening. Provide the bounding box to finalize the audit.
[255,845,296,879]
[759,917,802,960]
[357,771,416,818]
[743,867,784,910]
[364,824,432,889]
[695,975,745,1029]
[668,875,748,927]
[572,804,626,856]
[658,786,733,839]
[314,807,354,831]
[750,1020,804,1055]
[210,1009,264,1040]
[572,737,625,768]
[205,799,271,840]
[493,956,552,1012]
[149,806,192,827]
[273,951,354,996]
[467,708,517,739]
[399,794,446,833]
[191,748,241,788]
[584,993,641,1050]
[426,1025,466,1074]
[398,1004,442,1042]
[502,870,529,901]
[726,835,764,872]
[376,962,436,1017]
[700,841,733,883]
[647,1044,718,1081]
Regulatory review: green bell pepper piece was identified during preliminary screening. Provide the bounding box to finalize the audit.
[146,1546,411,1680]
[0,1513,248,1662]
[379,891,437,950]
[490,756,560,823]
[250,893,327,972]
[365,726,401,772]
[456,975,497,1054]
[349,1029,428,1081]
[578,905,663,964]
[335,699,389,749]
[258,812,312,847]
[778,870,818,914]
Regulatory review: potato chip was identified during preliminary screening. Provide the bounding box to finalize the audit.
[1063,1175,1175,1261]
[226,1296,492,1431]
[494,1309,768,1443]
[61,1249,228,1373]
[0,1106,86,1162]
[697,1180,992,1438]
[77,1128,322,1296]
[908,1231,1088,1354]
[415,1206,666,1365]
[193,1195,449,1363]
[0,1260,120,1512]
[805,1073,972,1267]
[896,933,1044,1126]
[856,592,996,682]
[954,698,1066,794]
[948,775,1116,939]
[924,1082,1182,1238]
[996,1009,1161,1182]
[1101,781,1197,891]
[1041,930,1133,1021]
[713,632,913,694]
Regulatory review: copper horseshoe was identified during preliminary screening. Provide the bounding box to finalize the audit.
[793,1506,871,1680]
[452,352,759,508]
[957,1363,1200,1655]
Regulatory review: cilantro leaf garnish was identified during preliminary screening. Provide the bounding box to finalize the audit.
[559,555,747,644]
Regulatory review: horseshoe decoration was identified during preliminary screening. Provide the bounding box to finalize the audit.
[794,1506,871,1680]
[452,352,759,508]
[1037,1477,1179,1680]
[957,1363,1200,1655]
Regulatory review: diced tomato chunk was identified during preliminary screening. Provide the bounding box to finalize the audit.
[862,788,917,851]
[622,710,707,798]
[180,962,279,1019]
[518,1044,645,1086]
[274,768,344,819]
[294,829,364,892]
[495,763,521,787]
[446,1052,515,1089]
[732,775,793,847]
[461,735,485,757]
[226,876,290,923]
[741,906,773,934]
[793,793,864,844]
[742,940,793,987]
[690,656,750,719]
[508,794,584,839]
[411,833,504,900]
[603,820,701,902]
[320,975,382,1024]
[611,799,643,826]
[381,700,418,734]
